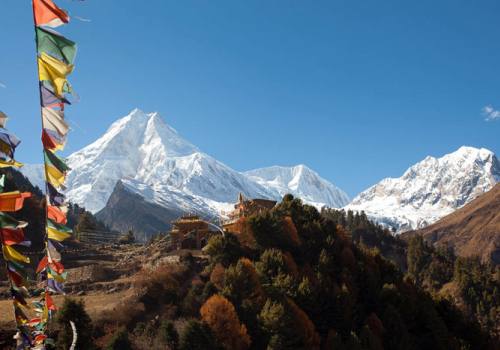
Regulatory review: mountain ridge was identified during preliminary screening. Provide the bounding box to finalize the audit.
[20,109,349,234]
[345,146,500,232]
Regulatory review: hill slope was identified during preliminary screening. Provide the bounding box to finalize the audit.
[405,183,500,264]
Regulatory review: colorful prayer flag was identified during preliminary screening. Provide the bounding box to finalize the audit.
[44,149,70,173]
[40,83,70,108]
[42,128,66,151]
[38,53,74,97]
[36,27,77,64]
[0,112,8,128]
[47,229,71,242]
[2,245,30,264]
[47,182,65,206]
[45,163,66,188]
[33,0,69,28]
[1,228,25,245]
[47,205,67,224]
[41,107,69,137]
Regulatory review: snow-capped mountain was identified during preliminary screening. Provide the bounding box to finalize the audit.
[20,108,348,232]
[345,146,500,232]
[64,108,275,214]
[245,165,349,209]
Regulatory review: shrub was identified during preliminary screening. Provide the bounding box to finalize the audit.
[159,320,179,349]
[105,327,132,350]
[179,320,219,350]
[205,233,243,267]
[56,298,94,350]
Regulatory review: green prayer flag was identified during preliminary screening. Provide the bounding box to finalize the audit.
[0,212,22,228]
[47,219,72,233]
[0,175,4,193]
[36,27,77,64]
[44,149,70,173]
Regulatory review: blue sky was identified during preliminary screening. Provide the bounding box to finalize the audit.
[1,0,499,197]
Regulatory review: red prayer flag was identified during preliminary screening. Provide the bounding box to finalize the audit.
[46,293,57,311]
[36,256,49,273]
[8,270,25,287]
[42,128,65,150]
[33,0,69,28]
[51,261,65,274]
[1,228,25,245]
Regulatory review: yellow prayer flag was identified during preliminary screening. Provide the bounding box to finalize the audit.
[45,164,65,188]
[47,227,71,241]
[38,52,74,97]
[0,159,23,168]
[2,245,30,264]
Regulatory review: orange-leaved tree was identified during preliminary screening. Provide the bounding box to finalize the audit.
[200,294,251,350]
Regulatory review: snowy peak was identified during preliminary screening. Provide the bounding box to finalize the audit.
[62,108,348,217]
[245,164,350,208]
[346,146,500,232]
[66,109,200,213]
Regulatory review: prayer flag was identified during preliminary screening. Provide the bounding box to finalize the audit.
[0,212,28,229]
[42,128,66,151]
[1,228,25,246]
[45,163,65,188]
[41,107,69,137]
[0,192,31,212]
[2,245,30,264]
[38,53,73,97]
[0,112,8,128]
[47,182,65,206]
[47,227,71,242]
[36,27,77,64]
[41,83,70,108]
[33,0,69,28]
[47,205,67,224]
[0,128,21,152]
[44,149,70,173]
[47,240,62,262]
[47,278,64,294]
[8,270,26,287]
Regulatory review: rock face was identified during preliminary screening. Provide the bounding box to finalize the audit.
[345,146,500,232]
[95,180,186,236]
[404,184,500,265]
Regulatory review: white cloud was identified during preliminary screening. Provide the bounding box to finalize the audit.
[482,105,500,121]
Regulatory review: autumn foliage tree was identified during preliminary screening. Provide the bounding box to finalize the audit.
[200,294,251,350]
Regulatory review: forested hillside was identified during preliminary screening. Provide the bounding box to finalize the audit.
[73,195,496,350]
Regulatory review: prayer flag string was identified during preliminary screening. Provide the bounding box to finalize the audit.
[0,112,33,349]
[30,0,78,347]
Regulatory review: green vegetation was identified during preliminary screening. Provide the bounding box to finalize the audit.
[405,236,499,338]
[55,298,94,350]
